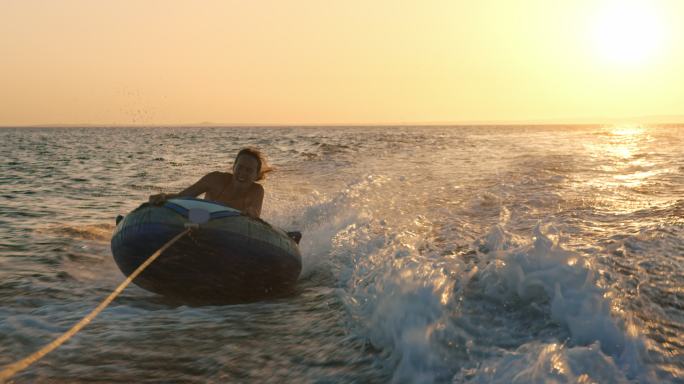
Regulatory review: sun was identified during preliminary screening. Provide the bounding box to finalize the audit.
[590,0,666,66]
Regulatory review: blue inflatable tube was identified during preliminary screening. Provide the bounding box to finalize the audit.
[111,198,302,304]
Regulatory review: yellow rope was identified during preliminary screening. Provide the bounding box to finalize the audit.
[0,228,191,383]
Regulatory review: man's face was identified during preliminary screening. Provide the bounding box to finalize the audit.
[233,155,259,184]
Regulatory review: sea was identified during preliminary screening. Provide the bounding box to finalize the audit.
[0,125,682,383]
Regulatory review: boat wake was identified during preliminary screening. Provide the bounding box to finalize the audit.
[287,174,657,382]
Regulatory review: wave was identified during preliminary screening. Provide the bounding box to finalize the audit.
[295,176,657,382]
[464,223,654,382]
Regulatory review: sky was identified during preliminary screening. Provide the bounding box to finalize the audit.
[1,0,683,126]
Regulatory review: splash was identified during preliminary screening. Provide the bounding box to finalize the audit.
[329,198,656,382]
[465,223,655,382]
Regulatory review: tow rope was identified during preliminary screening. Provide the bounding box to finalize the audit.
[0,228,191,383]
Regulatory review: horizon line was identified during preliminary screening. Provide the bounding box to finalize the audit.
[3,114,684,128]
[2,121,683,128]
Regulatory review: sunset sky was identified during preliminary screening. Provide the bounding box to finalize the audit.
[1,0,683,126]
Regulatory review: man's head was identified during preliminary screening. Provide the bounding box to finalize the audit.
[233,147,271,182]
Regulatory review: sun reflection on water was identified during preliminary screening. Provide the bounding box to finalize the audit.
[576,125,668,214]
[603,125,649,160]
[609,125,646,137]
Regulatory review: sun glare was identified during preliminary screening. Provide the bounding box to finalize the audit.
[610,125,646,136]
[590,1,666,66]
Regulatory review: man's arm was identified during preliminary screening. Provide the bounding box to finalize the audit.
[149,173,215,204]
[244,184,264,218]
[176,172,216,197]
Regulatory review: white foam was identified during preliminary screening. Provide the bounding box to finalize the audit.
[466,223,655,382]
[324,177,460,382]
[458,342,631,383]
[268,170,657,382]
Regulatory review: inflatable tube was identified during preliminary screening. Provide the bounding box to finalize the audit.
[111,198,302,304]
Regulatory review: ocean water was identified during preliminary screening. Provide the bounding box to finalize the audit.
[0,125,682,383]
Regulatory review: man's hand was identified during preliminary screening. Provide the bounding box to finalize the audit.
[149,193,171,205]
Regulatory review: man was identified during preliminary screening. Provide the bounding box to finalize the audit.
[149,148,270,218]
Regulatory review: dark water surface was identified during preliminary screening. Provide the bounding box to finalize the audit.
[0,126,682,382]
